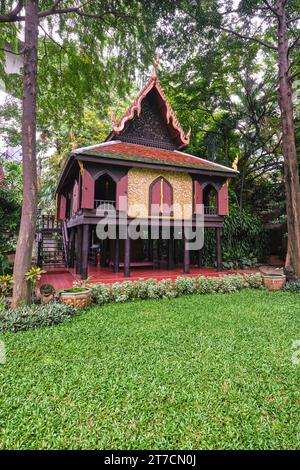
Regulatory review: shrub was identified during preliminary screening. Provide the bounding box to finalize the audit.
[284,280,300,293]
[0,296,7,311]
[0,274,13,297]
[89,273,264,308]
[0,302,75,333]
[91,283,112,305]
[244,273,264,289]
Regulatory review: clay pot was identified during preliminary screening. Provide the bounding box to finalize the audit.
[263,274,286,291]
[60,288,92,309]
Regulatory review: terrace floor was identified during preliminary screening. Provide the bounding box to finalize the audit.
[38,264,259,290]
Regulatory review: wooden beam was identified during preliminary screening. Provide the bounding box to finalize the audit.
[69,227,75,268]
[197,249,203,268]
[75,225,83,275]
[81,224,90,280]
[183,234,190,274]
[114,227,120,273]
[168,228,174,270]
[216,227,222,272]
[124,232,130,277]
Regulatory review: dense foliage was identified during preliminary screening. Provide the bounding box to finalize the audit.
[197,207,268,268]
[0,184,21,261]
[0,302,75,333]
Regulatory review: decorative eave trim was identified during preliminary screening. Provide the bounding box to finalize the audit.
[111,70,191,148]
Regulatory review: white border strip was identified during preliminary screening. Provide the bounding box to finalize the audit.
[174,150,238,173]
[72,140,121,154]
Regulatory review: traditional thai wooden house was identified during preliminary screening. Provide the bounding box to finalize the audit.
[54,71,237,279]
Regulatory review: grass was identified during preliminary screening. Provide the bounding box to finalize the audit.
[0,290,299,450]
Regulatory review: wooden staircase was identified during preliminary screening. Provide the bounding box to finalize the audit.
[36,215,69,271]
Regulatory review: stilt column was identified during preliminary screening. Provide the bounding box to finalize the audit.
[81,224,90,280]
[183,233,190,274]
[216,227,222,272]
[124,228,131,277]
[76,225,83,275]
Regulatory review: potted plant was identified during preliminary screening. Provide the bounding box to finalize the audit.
[40,284,55,304]
[263,273,286,290]
[59,278,92,309]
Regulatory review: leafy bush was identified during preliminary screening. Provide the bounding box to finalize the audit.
[284,280,300,293]
[0,302,75,333]
[0,184,21,256]
[91,283,112,305]
[244,273,264,289]
[0,296,7,311]
[0,274,13,297]
[90,273,264,308]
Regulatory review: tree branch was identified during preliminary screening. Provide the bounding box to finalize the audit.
[0,47,23,56]
[287,16,300,24]
[290,70,300,80]
[261,0,279,17]
[38,24,64,50]
[289,35,300,51]
[0,1,130,23]
[219,26,277,50]
[0,0,23,22]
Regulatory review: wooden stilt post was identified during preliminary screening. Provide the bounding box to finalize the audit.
[174,234,179,267]
[183,233,190,274]
[216,227,222,272]
[124,227,130,277]
[81,224,90,280]
[114,225,120,273]
[198,249,203,268]
[69,228,75,268]
[168,227,174,270]
[157,227,161,266]
[76,225,83,275]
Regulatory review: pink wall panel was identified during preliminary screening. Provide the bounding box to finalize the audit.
[218,183,229,216]
[116,174,128,211]
[81,169,95,209]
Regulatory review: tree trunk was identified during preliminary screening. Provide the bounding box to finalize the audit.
[12,0,39,307]
[277,0,300,279]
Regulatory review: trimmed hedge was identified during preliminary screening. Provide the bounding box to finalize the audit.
[91,273,264,305]
[0,301,75,334]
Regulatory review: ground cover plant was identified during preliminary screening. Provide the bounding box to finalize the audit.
[0,290,299,449]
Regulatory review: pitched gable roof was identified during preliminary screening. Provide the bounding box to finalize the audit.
[75,141,237,175]
[107,70,191,150]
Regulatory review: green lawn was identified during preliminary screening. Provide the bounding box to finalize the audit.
[0,290,299,449]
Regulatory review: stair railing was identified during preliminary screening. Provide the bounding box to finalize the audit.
[62,220,70,267]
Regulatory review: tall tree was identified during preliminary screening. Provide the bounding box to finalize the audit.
[0,0,161,306]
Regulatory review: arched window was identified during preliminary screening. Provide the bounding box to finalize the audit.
[95,173,116,210]
[203,184,218,215]
[149,176,173,215]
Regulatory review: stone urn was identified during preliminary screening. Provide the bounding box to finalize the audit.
[263,274,286,291]
[60,288,92,309]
